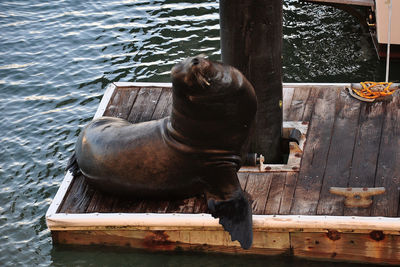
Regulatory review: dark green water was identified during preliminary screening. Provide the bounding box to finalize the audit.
[1,0,398,266]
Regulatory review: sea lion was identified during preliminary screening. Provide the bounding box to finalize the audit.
[68,56,257,249]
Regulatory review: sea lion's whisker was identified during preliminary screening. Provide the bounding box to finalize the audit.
[199,76,210,86]
[196,70,210,87]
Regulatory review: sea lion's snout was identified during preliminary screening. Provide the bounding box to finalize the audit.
[186,55,208,72]
[191,57,200,66]
[171,55,206,75]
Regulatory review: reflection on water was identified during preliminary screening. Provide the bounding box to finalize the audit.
[50,245,370,267]
[0,0,398,266]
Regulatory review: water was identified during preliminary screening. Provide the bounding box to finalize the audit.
[1,0,399,266]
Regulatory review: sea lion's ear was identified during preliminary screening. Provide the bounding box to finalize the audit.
[203,168,253,249]
[207,190,253,249]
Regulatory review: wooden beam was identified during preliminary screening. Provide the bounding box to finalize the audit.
[291,231,400,265]
[306,0,374,7]
[47,212,400,234]
[219,0,284,163]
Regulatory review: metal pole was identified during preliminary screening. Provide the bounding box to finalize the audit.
[385,0,392,82]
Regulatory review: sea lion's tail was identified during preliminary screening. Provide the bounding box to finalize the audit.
[207,190,253,249]
[65,152,81,176]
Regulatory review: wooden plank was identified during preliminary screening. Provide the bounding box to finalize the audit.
[142,199,170,213]
[264,173,287,214]
[86,192,118,213]
[306,0,374,7]
[192,198,208,214]
[301,86,322,122]
[291,231,400,265]
[290,88,338,215]
[151,87,172,120]
[127,87,163,123]
[278,173,298,214]
[275,87,316,215]
[166,198,197,214]
[103,87,139,119]
[285,87,311,122]
[175,198,198,213]
[52,229,289,256]
[170,164,250,214]
[52,229,400,264]
[245,173,273,215]
[110,198,147,213]
[316,90,362,215]
[372,93,400,217]
[47,213,400,233]
[282,87,295,121]
[344,101,386,216]
[58,174,95,213]
[238,172,249,189]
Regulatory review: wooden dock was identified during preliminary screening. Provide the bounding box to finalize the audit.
[47,82,400,265]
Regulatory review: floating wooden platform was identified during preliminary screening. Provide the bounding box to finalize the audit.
[47,82,400,265]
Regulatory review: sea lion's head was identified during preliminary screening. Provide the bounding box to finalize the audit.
[170,56,257,152]
[171,55,246,101]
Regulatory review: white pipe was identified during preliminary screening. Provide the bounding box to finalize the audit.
[385,0,392,82]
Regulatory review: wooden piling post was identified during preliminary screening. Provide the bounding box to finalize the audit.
[219,0,283,163]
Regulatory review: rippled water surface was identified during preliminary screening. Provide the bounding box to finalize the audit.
[1,1,399,266]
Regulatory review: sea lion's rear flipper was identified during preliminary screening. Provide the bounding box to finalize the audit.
[65,152,81,176]
[204,168,253,249]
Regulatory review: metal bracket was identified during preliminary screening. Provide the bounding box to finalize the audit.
[239,121,308,173]
[329,187,386,208]
[258,142,302,172]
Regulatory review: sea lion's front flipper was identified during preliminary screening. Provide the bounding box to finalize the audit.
[204,167,253,249]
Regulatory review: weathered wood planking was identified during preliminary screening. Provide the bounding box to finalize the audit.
[344,101,386,216]
[282,87,295,120]
[291,231,400,265]
[52,229,290,256]
[277,87,313,215]
[50,83,400,265]
[278,173,298,215]
[127,87,163,123]
[245,173,273,215]
[58,85,400,218]
[58,174,95,213]
[290,87,338,215]
[264,173,289,214]
[285,86,311,122]
[316,90,361,215]
[373,93,400,217]
[104,86,139,118]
